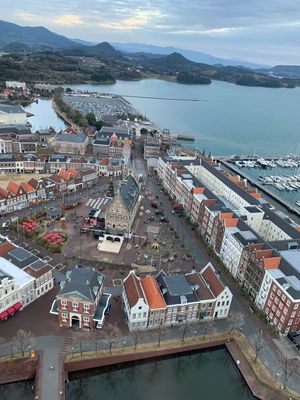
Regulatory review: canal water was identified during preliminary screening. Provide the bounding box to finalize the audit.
[0,380,34,400]
[66,348,256,400]
[25,99,66,132]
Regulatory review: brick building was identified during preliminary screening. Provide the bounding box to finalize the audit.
[50,267,111,329]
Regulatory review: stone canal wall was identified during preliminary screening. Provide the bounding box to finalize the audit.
[64,337,295,400]
[0,354,37,385]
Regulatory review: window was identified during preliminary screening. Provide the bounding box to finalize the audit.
[84,304,89,313]
[72,302,78,311]
[294,304,299,309]
[61,300,67,309]
[62,313,68,322]
[217,302,220,307]
[143,312,147,318]
[83,316,89,326]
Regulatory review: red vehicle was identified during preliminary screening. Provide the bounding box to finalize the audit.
[151,200,158,208]
[172,203,183,211]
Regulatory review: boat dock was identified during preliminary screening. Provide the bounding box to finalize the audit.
[219,159,300,218]
[171,134,195,141]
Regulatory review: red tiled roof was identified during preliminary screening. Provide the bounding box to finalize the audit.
[27,178,38,189]
[20,182,35,193]
[263,257,281,270]
[201,265,224,297]
[0,242,16,256]
[6,181,19,195]
[0,187,7,199]
[123,272,145,307]
[67,167,79,178]
[141,276,166,309]
[100,158,108,165]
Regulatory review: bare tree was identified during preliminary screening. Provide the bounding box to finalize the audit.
[253,331,264,363]
[282,355,295,389]
[202,327,208,342]
[157,325,162,348]
[134,331,138,350]
[74,331,89,357]
[182,320,189,344]
[14,330,34,357]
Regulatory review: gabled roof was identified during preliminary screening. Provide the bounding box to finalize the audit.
[6,181,19,195]
[201,263,224,297]
[20,182,35,194]
[141,276,166,309]
[0,187,7,199]
[123,271,145,307]
[27,178,38,189]
[185,272,215,301]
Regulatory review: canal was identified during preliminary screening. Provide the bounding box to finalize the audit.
[0,380,34,400]
[66,348,256,400]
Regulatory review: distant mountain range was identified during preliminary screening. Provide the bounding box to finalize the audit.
[112,42,270,69]
[0,20,73,51]
[0,19,267,69]
[0,19,300,85]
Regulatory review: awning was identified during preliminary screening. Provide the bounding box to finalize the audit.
[6,306,15,315]
[0,311,8,320]
[13,302,22,311]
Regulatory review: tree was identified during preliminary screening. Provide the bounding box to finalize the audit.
[106,180,114,198]
[14,330,34,357]
[140,128,148,135]
[253,331,264,363]
[74,331,89,357]
[282,355,295,389]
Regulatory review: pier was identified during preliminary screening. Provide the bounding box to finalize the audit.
[219,159,300,217]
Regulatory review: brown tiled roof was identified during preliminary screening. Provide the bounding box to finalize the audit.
[123,271,145,307]
[186,272,215,300]
[141,276,166,309]
[201,265,224,297]
[49,174,64,183]
[0,242,16,256]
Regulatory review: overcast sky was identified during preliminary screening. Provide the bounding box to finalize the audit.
[3,0,300,65]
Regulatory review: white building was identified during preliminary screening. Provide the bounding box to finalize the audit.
[6,81,26,90]
[122,271,149,331]
[0,257,35,307]
[0,103,27,125]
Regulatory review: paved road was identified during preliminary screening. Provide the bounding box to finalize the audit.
[146,171,300,394]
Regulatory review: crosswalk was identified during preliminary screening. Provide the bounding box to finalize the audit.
[85,196,109,209]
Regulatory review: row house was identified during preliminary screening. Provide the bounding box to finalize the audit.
[219,216,260,278]
[255,240,300,335]
[123,271,149,331]
[50,267,111,330]
[122,264,233,331]
[238,244,281,300]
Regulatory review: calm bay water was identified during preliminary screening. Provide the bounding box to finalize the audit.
[66,348,256,400]
[25,79,300,156]
[65,79,300,157]
[0,380,34,400]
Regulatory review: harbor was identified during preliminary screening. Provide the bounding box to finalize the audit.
[221,157,300,217]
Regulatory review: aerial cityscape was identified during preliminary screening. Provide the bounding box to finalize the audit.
[1,2,300,400]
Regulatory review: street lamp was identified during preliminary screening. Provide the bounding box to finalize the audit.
[275,372,280,383]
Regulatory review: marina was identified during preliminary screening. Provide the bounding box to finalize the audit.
[221,158,300,217]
